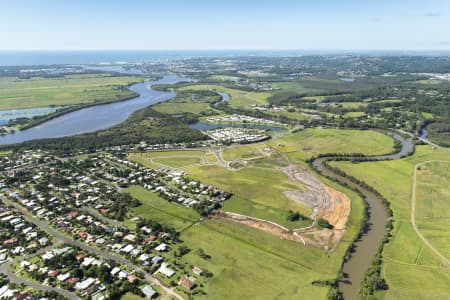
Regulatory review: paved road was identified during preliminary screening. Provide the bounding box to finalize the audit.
[0,243,80,300]
[411,161,450,267]
[2,197,184,300]
[80,206,124,229]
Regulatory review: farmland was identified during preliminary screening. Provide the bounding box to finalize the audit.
[415,161,450,260]
[0,74,143,110]
[179,84,271,109]
[330,146,450,299]
[268,128,396,160]
[152,89,222,117]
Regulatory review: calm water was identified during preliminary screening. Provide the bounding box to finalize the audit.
[0,75,187,145]
[420,127,428,140]
[312,133,414,300]
[213,92,230,107]
[81,65,145,75]
[0,106,62,126]
[218,92,230,102]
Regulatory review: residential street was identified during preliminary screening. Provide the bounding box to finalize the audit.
[0,243,80,300]
[1,196,184,300]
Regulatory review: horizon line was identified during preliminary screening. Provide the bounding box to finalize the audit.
[1,48,450,52]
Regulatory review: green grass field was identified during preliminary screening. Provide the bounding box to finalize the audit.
[152,156,202,168]
[268,128,395,160]
[153,101,212,115]
[179,84,270,109]
[421,112,434,120]
[334,102,368,109]
[177,171,366,300]
[415,161,450,259]
[206,74,241,82]
[186,164,313,228]
[0,74,143,110]
[271,81,326,95]
[221,144,267,161]
[128,150,212,168]
[124,129,384,299]
[264,109,312,121]
[120,293,145,300]
[344,111,366,118]
[123,186,200,231]
[127,153,163,169]
[330,146,450,299]
[178,218,328,299]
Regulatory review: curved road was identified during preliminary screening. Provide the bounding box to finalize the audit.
[311,132,414,300]
[0,242,81,300]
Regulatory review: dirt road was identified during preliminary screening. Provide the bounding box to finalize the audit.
[411,161,450,267]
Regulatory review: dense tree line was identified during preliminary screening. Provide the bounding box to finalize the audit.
[2,106,207,155]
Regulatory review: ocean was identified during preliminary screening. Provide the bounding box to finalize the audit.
[0,50,301,66]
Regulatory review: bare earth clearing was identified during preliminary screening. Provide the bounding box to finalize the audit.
[131,144,351,252]
[214,164,350,251]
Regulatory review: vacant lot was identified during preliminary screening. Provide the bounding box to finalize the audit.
[0,74,142,110]
[152,156,202,168]
[271,81,326,95]
[415,161,450,259]
[222,143,268,161]
[153,101,212,115]
[179,218,342,299]
[123,186,200,231]
[206,74,241,82]
[123,129,376,299]
[269,128,395,160]
[179,84,270,109]
[330,146,450,299]
[128,150,216,169]
[176,174,364,299]
[186,164,314,229]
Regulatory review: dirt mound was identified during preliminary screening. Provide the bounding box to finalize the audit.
[212,211,306,245]
[319,186,350,230]
[213,165,351,252]
[283,165,350,228]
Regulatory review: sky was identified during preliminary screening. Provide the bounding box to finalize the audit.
[0,0,449,51]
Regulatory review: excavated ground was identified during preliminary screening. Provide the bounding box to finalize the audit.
[215,146,351,251]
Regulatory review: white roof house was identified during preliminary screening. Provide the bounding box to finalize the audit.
[156,263,175,278]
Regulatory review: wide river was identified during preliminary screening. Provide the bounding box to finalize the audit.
[0,75,188,145]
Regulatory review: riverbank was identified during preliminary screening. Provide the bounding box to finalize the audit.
[310,132,414,299]
[9,76,157,131]
[0,75,185,145]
